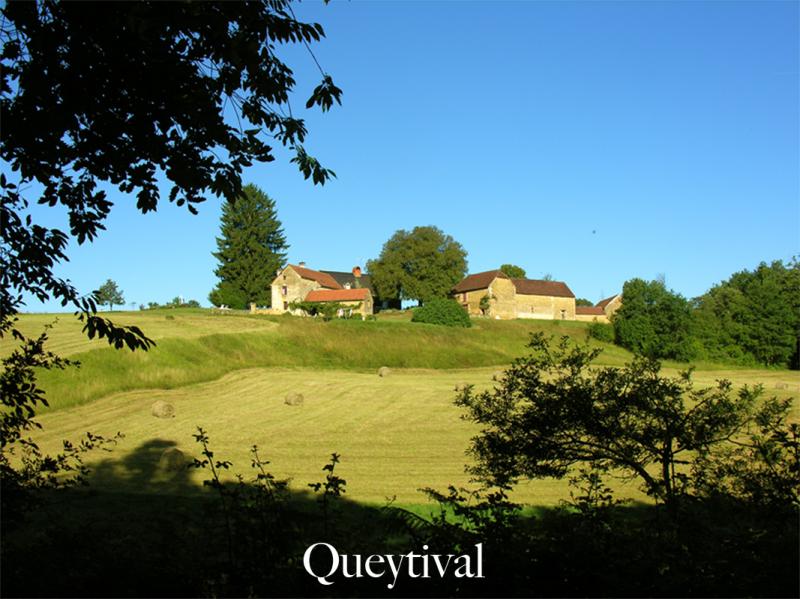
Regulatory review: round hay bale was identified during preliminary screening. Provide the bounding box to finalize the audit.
[454,382,471,392]
[492,371,504,382]
[774,382,789,390]
[378,366,391,378]
[285,392,304,406]
[151,400,175,418]
[159,447,187,471]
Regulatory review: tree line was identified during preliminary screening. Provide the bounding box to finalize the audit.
[609,259,800,369]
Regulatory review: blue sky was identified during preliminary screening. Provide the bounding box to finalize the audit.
[12,0,800,310]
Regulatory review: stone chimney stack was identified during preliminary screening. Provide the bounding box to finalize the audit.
[352,266,362,278]
[299,261,306,267]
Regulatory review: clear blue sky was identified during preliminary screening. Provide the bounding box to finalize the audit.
[13,0,800,311]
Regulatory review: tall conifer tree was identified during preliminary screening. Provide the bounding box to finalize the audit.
[209,185,288,309]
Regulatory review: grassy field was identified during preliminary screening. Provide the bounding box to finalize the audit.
[10,308,800,507]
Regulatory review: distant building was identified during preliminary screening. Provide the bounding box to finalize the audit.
[269,263,374,317]
[596,293,623,318]
[452,270,576,320]
[575,293,623,323]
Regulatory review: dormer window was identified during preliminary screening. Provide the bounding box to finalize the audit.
[344,283,351,289]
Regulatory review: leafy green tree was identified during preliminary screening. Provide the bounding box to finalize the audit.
[456,333,773,510]
[94,279,125,311]
[209,184,288,309]
[694,259,800,368]
[613,278,696,361]
[367,226,468,305]
[500,264,526,279]
[575,298,593,307]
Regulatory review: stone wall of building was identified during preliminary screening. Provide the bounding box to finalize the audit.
[602,295,623,319]
[575,313,610,323]
[514,294,576,320]
[271,267,321,313]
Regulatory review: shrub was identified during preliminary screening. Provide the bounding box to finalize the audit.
[411,298,471,328]
[588,321,615,343]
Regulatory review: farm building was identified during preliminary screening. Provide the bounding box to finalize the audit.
[452,270,576,320]
[269,263,374,316]
[575,293,623,323]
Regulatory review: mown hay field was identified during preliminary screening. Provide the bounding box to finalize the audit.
[11,309,800,506]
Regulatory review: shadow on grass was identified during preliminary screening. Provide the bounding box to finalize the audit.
[2,438,798,598]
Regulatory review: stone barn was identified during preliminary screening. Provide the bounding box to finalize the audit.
[452,270,577,320]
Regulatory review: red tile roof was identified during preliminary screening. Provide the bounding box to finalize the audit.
[289,265,342,289]
[576,306,605,316]
[512,278,575,298]
[596,294,620,309]
[452,270,508,293]
[305,288,371,302]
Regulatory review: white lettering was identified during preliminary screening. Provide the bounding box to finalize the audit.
[385,553,406,589]
[453,554,474,578]
[303,542,339,586]
[364,554,385,578]
[432,553,453,577]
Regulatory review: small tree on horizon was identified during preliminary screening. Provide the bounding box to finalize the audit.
[500,264,526,279]
[94,279,125,311]
[209,184,288,309]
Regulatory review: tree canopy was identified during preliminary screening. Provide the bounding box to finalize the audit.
[94,280,125,312]
[209,184,288,309]
[693,259,800,368]
[456,334,783,508]
[500,264,526,279]
[612,278,695,361]
[367,226,468,305]
[1,0,340,349]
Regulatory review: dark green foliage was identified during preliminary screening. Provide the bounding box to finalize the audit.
[587,320,615,343]
[208,283,248,310]
[411,298,472,328]
[209,184,288,309]
[479,294,491,315]
[575,297,593,307]
[367,226,468,304]
[613,277,696,360]
[499,264,526,278]
[693,259,800,368]
[456,333,770,507]
[94,279,125,311]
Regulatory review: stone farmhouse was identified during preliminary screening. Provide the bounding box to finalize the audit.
[269,263,374,317]
[452,270,622,322]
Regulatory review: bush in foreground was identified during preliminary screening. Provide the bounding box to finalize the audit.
[411,299,471,328]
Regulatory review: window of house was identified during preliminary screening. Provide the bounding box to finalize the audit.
[283,301,288,310]
[282,285,287,296]
[561,309,566,320]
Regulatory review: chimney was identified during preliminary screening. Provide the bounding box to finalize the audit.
[299,261,306,267]
[352,266,362,278]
